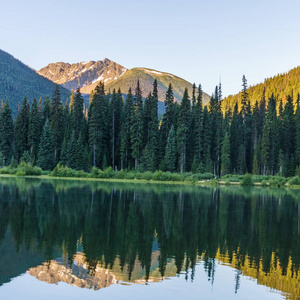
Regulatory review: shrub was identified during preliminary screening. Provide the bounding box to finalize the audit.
[89,167,99,178]
[225,179,230,185]
[261,180,268,186]
[114,169,126,179]
[241,173,253,186]
[152,170,164,181]
[125,172,135,180]
[51,164,74,177]
[269,178,280,188]
[288,176,300,186]
[15,171,26,176]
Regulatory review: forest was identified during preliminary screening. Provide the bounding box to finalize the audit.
[0,75,299,178]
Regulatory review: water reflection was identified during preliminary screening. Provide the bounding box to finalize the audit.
[0,177,299,299]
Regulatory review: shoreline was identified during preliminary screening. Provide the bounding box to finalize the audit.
[0,174,300,189]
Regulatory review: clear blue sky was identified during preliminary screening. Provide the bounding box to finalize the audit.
[1,0,300,97]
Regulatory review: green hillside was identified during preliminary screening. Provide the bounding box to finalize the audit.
[105,68,211,104]
[222,66,300,111]
[0,49,70,115]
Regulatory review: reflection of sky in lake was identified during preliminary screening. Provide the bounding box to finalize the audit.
[0,262,284,300]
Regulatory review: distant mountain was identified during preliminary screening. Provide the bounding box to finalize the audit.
[222,66,300,111]
[0,49,70,116]
[37,59,127,94]
[38,60,210,105]
[105,68,211,105]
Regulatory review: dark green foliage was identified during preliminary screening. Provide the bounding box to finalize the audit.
[0,49,70,116]
[0,102,13,165]
[28,99,41,164]
[221,132,230,176]
[14,96,29,160]
[241,173,253,186]
[50,85,64,161]
[130,81,144,169]
[177,88,190,173]
[164,125,177,172]
[37,120,54,170]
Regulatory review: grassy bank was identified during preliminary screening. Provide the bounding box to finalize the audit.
[1,162,300,188]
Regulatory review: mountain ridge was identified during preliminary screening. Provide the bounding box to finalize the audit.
[0,49,70,115]
[38,60,211,104]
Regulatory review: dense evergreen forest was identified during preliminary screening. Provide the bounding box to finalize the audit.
[0,75,299,178]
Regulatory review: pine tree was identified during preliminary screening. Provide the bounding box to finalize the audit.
[221,132,230,176]
[261,121,270,175]
[50,84,64,161]
[120,88,134,169]
[0,102,13,165]
[177,88,190,173]
[88,82,108,168]
[295,97,300,166]
[130,80,144,169]
[164,125,176,172]
[15,96,29,161]
[71,88,84,140]
[28,98,41,164]
[37,120,54,170]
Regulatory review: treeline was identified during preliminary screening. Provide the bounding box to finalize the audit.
[0,76,300,177]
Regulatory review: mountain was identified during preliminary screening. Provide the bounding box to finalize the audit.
[0,49,70,115]
[38,60,210,105]
[37,59,127,94]
[105,68,211,104]
[222,66,300,111]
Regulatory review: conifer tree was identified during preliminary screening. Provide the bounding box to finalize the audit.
[177,88,190,173]
[120,88,134,169]
[37,120,54,170]
[71,88,84,139]
[130,81,144,169]
[88,82,108,168]
[15,96,30,160]
[164,125,176,172]
[50,84,64,161]
[0,102,13,165]
[221,132,230,176]
[193,85,203,171]
[295,96,300,166]
[28,98,41,164]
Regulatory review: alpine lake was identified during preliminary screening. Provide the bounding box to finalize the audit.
[0,177,299,300]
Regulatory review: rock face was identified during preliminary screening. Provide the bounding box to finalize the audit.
[28,254,118,290]
[37,59,127,94]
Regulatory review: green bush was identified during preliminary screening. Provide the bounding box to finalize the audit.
[89,167,99,178]
[288,176,300,186]
[241,173,253,186]
[15,171,26,176]
[125,172,135,180]
[261,180,268,186]
[114,169,126,179]
[225,179,230,185]
[51,164,74,177]
[152,170,164,181]
[269,178,280,188]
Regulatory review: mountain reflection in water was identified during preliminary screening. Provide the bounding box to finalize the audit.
[0,177,299,299]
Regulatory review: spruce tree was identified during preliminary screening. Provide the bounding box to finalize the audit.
[221,132,230,176]
[15,96,30,161]
[37,120,54,170]
[164,125,177,172]
[50,84,64,161]
[177,88,190,173]
[130,80,144,169]
[28,98,41,164]
[0,102,13,165]
[120,88,134,169]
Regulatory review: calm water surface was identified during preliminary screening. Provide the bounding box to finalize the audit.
[0,177,299,299]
